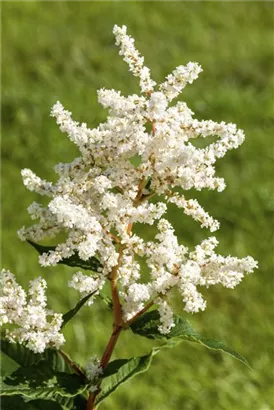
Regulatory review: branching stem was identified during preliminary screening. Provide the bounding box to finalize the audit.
[86,167,155,410]
[58,349,87,380]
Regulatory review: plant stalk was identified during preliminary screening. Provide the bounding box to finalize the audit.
[86,174,154,410]
[58,349,87,380]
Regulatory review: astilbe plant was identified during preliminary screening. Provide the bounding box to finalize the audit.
[1,25,258,410]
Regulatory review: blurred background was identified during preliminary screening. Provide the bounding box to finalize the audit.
[1,2,273,410]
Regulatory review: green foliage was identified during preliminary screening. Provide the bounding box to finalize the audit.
[1,339,45,369]
[131,310,250,367]
[96,353,157,406]
[97,334,190,406]
[1,396,64,410]
[95,309,250,406]
[1,363,87,399]
[1,396,33,410]
[1,341,88,409]
[26,399,64,410]
[1,339,74,373]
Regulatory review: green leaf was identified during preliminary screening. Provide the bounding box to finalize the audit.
[1,351,20,377]
[1,339,45,368]
[1,397,64,410]
[27,240,101,272]
[1,339,75,374]
[27,399,64,410]
[1,341,88,408]
[96,341,178,406]
[95,353,156,405]
[62,291,98,329]
[1,361,89,401]
[69,394,88,410]
[1,396,37,410]
[130,310,195,340]
[0,389,87,410]
[131,310,250,368]
[36,394,87,410]
[96,310,250,407]
[101,359,129,378]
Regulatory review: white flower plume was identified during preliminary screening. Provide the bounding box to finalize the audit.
[15,24,258,334]
[0,270,65,353]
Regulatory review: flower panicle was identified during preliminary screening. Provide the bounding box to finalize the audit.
[0,25,258,351]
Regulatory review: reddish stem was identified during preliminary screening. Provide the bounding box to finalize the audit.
[86,177,154,410]
[100,326,123,369]
[58,350,87,380]
[85,326,122,410]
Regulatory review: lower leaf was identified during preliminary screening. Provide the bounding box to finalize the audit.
[95,352,156,405]
[1,361,89,402]
[130,310,250,368]
[95,341,178,406]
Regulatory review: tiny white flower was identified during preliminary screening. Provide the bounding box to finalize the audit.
[85,356,103,390]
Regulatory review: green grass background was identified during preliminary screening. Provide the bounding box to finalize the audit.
[1,2,274,409]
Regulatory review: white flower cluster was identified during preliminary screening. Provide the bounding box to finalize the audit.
[0,270,65,353]
[85,356,103,382]
[68,272,105,306]
[159,62,203,101]
[15,25,257,335]
[113,25,156,93]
